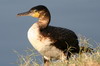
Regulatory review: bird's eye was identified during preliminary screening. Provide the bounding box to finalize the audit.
[34,9,38,12]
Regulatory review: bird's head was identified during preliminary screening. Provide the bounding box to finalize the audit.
[17,5,50,18]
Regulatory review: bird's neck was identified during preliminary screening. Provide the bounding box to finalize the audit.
[37,12,51,29]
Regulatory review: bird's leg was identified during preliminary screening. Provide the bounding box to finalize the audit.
[44,58,50,66]
[66,51,71,60]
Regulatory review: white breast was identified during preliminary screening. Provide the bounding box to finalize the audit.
[27,23,53,51]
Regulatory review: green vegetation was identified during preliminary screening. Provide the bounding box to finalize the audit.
[15,35,100,66]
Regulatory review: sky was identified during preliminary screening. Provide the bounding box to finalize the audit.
[0,0,100,66]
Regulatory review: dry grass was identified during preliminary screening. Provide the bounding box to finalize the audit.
[15,35,100,66]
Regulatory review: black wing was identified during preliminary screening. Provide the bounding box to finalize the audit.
[40,26,79,54]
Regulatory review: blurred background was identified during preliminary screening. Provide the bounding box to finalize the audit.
[0,0,100,66]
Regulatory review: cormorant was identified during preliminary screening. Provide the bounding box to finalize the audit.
[17,5,80,66]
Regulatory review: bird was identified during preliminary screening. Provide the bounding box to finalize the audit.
[17,5,80,66]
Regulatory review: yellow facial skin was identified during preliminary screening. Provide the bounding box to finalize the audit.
[32,12,40,18]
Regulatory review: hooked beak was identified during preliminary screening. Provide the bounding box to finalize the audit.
[17,11,31,16]
[17,10,40,18]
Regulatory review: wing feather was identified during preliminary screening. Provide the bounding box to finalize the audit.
[40,26,79,53]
